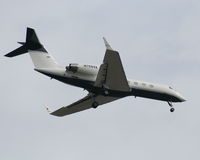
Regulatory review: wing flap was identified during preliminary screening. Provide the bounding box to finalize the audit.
[94,63,108,87]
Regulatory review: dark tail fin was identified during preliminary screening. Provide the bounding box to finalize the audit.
[5,27,47,57]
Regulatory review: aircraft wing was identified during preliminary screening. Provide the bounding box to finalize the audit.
[48,38,128,117]
[95,38,130,92]
[48,94,120,117]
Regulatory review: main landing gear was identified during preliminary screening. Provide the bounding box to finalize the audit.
[167,101,175,112]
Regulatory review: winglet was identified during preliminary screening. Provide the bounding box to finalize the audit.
[103,37,113,50]
[45,106,53,114]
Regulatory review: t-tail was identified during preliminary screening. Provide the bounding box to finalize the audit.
[5,27,60,69]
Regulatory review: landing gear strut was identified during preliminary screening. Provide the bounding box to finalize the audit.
[168,102,175,112]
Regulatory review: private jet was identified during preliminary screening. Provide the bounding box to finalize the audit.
[5,28,186,117]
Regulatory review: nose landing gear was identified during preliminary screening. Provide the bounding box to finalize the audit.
[170,107,175,112]
[167,102,175,112]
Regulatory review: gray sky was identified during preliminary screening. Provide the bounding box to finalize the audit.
[1,0,200,159]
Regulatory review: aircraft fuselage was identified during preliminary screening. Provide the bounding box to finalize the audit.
[35,63,185,103]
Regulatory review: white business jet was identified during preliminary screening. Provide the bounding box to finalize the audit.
[5,28,186,116]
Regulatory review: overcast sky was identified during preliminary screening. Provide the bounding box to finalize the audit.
[1,0,200,159]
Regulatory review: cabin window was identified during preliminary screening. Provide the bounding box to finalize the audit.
[149,84,154,88]
[142,83,146,86]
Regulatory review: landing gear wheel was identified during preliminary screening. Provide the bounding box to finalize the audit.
[170,108,175,112]
[92,101,99,108]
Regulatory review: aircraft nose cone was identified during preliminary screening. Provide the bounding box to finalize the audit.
[180,96,186,102]
[176,93,186,102]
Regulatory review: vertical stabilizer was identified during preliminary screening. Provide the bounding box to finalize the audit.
[5,28,60,69]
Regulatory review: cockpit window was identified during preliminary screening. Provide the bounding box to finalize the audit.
[169,86,173,89]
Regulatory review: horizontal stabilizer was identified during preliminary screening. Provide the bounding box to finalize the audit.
[5,45,28,57]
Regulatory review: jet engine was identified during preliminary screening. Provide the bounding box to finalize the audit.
[66,63,78,73]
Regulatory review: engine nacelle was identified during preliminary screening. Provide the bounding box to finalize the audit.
[66,63,98,76]
[66,63,78,73]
